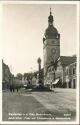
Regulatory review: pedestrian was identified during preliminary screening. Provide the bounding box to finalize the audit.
[50,81,53,90]
[17,87,18,92]
[10,85,12,92]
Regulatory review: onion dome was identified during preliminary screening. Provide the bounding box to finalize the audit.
[45,25,59,39]
[45,8,59,39]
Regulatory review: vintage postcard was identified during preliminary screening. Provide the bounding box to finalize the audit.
[0,1,79,125]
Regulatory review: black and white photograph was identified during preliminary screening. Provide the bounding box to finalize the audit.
[0,1,79,125]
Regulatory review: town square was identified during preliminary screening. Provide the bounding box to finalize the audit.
[1,4,77,122]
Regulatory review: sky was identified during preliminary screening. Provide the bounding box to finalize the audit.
[0,4,77,75]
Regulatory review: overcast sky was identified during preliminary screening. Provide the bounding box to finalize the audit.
[1,4,77,75]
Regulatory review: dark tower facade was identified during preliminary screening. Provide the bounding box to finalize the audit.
[43,8,60,85]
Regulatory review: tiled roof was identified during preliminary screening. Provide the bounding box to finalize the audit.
[60,56,76,67]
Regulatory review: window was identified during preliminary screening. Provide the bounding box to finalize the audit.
[73,79,76,88]
[73,67,76,75]
[66,67,69,75]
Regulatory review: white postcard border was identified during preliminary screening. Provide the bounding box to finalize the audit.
[0,1,79,125]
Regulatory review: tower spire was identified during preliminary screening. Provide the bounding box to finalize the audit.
[48,7,53,26]
[50,7,52,15]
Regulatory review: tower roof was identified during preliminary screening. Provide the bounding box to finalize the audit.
[44,8,59,39]
[60,56,76,67]
[45,26,58,39]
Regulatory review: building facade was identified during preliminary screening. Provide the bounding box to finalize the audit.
[55,56,76,88]
[43,9,76,88]
[2,60,13,90]
[43,8,60,86]
[64,62,76,88]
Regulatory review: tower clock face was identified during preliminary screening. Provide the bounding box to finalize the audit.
[51,48,56,55]
[47,48,57,63]
[51,48,56,61]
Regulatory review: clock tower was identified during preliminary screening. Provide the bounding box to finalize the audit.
[43,8,60,85]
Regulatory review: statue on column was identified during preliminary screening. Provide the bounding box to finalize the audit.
[37,57,43,87]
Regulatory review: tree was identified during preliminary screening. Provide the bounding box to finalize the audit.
[16,73,23,80]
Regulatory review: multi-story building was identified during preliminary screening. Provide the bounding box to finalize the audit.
[43,9,76,88]
[2,60,13,90]
[55,56,76,88]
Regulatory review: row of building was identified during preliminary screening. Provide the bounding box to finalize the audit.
[2,56,76,90]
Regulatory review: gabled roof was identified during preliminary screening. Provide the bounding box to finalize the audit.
[60,56,76,67]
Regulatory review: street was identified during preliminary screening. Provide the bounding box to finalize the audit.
[2,88,76,121]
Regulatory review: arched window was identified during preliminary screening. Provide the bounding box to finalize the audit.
[73,67,76,75]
